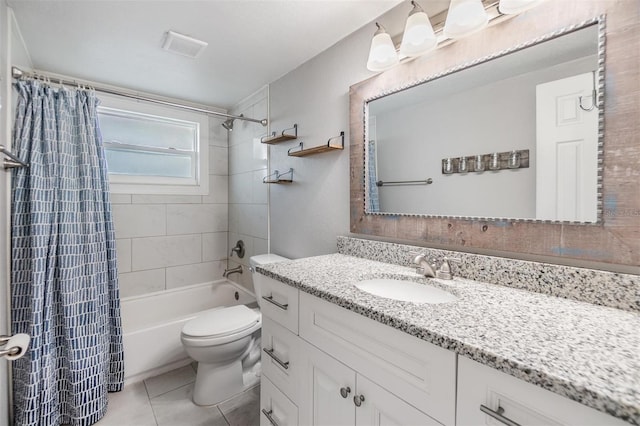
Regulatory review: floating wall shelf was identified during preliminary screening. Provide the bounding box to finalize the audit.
[261,124,297,145]
[288,131,344,157]
[263,168,294,184]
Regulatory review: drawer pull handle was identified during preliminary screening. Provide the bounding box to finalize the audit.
[262,409,280,426]
[263,348,290,370]
[262,295,289,310]
[340,386,351,398]
[353,394,365,407]
[480,405,521,426]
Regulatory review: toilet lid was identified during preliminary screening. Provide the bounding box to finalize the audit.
[182,305,260,338]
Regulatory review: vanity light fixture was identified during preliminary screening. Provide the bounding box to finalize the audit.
[367,23,400,72]
[443,0,489,39]
[498,0,547,14]
[399,1,437,58]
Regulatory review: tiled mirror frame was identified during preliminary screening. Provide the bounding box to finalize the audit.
[349,0,639,269]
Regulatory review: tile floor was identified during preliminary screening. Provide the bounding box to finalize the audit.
[97,364,260,426]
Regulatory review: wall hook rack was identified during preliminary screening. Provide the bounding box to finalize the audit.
[287,131,344,157]
[263,168,294,184]
[261,124,298,145]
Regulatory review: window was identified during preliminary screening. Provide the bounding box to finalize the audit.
[98,94,209,195]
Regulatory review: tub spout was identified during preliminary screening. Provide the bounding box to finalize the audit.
[223,265,243,278]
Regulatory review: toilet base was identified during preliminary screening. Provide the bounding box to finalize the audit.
[192,359,261,406]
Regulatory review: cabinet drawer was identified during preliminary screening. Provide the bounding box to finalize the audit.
[457,356,629,426]
[262,317,300,404]
[258,274,299,334]
[261,376,298,426]
[299,292,456,426]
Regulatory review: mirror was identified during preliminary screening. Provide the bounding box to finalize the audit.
[366,22,603,223]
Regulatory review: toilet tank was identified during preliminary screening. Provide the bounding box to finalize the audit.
[249,254,289,305]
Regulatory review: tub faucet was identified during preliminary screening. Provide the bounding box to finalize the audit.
[223,265,243,278]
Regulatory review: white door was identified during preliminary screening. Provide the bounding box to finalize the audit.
[355,375,440,426]
[299,340,355,426]
[536,72,598,222]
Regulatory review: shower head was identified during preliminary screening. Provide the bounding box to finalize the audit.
[221,114,243,131]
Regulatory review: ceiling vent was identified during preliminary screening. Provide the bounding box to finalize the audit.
[162,30,208,58]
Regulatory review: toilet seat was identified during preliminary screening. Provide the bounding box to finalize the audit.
[181,305,261,347]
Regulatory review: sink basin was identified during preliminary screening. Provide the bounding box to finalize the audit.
[355,279,458,304]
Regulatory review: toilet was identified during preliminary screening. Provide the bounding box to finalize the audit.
[180,253,289,406]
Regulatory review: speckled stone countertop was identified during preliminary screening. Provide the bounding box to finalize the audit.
[257,254,640,425]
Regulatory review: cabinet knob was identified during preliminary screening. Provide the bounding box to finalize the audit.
[353,394,365,407]
[339,387,351,398]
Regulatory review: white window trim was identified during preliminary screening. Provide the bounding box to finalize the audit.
[98,93,209,195]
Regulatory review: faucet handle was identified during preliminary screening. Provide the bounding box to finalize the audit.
[436,257,461,280]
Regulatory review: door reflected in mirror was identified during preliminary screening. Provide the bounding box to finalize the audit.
[366,22,603,223]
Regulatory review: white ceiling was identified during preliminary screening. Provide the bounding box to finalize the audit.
[8,0,405,109]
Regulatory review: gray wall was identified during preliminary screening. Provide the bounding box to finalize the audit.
[267,5,410,259]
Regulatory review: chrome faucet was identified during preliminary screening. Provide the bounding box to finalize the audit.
[230,240,245,258]
[223,265,243,278]
[413,254,437,278]
[411,252,461,280]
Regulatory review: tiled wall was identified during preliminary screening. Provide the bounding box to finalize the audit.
[112,117,230,298]
[227,87,270,293]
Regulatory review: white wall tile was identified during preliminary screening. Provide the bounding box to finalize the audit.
[110,194,132,204]
[119,268,166,298]
[166,261,226,289]
[209,117,228,147]
[116,239,132,273]
[226,258,253,293]
[229,171,252,204]
[229,141,251,175]
[203,232,228,262]
[166,204,228,235]
[131,194,202,204]
[253,237,268,257]
[249,204,268,239]
[113,204,166,239]
[209,146,228,176]
[228,204,240,235]
[202,175,228,204]
[131,234,202,271]
[251,138,268,172]
[252,170,268,204]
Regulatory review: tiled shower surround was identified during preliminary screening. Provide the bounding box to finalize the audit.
[337,236,640,312]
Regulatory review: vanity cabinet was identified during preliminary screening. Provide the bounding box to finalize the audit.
[298,338,439,426]
[457,356,629,426]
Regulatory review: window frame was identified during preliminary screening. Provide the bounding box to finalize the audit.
[98,93,209,195]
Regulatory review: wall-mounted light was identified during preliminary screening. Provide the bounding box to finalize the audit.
[498,0,546,14]
[367,23,399,72]
[443,0,489,39]
[367,0,545,73]
[399,1,437,58]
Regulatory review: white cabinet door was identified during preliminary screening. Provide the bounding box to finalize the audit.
[535,72,598,222]
[299,340,356,426]
[355,375,441,426]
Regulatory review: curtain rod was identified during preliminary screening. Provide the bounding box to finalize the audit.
[11,66,268,126]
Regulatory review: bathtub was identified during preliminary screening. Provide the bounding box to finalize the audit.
[120,279,256,382]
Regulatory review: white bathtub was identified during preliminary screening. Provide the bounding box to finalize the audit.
[120,280,256,382]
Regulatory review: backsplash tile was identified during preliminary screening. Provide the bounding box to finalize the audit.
[337,236,640,312]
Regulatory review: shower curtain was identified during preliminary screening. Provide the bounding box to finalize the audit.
[10,80,124,426]
[367,140,380,212]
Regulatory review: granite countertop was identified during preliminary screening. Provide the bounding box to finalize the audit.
[257,253,640,425]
